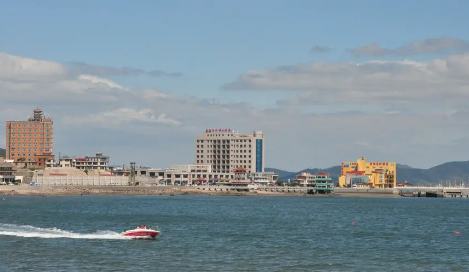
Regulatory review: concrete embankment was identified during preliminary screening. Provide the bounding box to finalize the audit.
[0,185,295,197]
[0,185,398,198]
[333,188,398,198]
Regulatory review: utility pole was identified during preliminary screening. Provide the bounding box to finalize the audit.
[130,162,136,186]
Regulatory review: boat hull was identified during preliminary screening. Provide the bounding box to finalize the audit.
[122,230,160,239]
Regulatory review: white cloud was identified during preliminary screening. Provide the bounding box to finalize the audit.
[63,108,181,127]
[66,61,182,77]
[0,52,68,81]
[156,114,181,125]
[77,75,126,90]
[351,37,469,56]
[223,54,469,107]
[2,52,469,172]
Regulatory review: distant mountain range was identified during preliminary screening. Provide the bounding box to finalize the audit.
[266,161,469,186]
[0,148,5,156]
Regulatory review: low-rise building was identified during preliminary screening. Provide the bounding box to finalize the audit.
[131,163,278,186]
[315,172,334,193]
[248,171,278,185]
[59,156,74,168]
[73,152,109,170]
[291,172,334,193]
[0,162,17,184]
[36,154,55,168]
[293,172,316,186]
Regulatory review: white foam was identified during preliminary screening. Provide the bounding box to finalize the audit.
[0,223,131,240]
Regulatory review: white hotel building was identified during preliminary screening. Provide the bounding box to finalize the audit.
[195,129,265,174]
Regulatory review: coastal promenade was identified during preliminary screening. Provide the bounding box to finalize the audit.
[3,180,469,198]
[0,184,398,197]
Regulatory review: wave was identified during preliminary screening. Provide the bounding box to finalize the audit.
[0,223,131,240]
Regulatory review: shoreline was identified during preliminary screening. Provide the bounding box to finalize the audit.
[0,185,400,198]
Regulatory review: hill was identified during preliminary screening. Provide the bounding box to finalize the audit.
[266,160,469,186]
[0,148,5,157]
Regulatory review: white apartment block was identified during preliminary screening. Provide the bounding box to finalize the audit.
[59,152,110,170]
[195,129,265,173]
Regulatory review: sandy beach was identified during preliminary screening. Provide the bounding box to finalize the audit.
[0,185,400,198]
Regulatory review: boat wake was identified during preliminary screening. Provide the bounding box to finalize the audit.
[0,223,130,240]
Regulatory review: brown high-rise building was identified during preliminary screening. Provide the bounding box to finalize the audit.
[5,108,54,166]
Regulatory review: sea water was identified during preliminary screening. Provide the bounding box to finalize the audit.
[1,195,469,271]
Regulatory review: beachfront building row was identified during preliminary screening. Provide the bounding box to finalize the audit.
[112,164,278,186]
[338,157,397,188]
[292,172,334,193]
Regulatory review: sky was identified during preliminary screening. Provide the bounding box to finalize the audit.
[1,0,469,171]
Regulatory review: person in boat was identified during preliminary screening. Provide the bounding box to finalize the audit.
[149,226,152,230]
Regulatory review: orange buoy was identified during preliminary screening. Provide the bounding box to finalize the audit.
[352,222,356,226]
[455,232,460,235]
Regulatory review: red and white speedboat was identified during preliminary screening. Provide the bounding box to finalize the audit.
[122,226,160,239]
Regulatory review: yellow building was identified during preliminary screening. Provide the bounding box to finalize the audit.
[338,157,396,188]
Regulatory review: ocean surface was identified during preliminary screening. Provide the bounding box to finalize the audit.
[1,195,469,272]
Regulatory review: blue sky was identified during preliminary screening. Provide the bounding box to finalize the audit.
[1,0,469,171]
[3,0,468,100]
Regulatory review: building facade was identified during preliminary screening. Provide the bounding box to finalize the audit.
[59,156,74,167]
[131,164,278,186]
[315,172,334,193]
[73,153,109,170]
[195,129,265,174]
[5,108,53,165]
[292,172,334,193]
[293,172,316,186]
[248,171,279,185]
[338,157,397,188]
[0,162,17,184]
[134,164,232,185]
